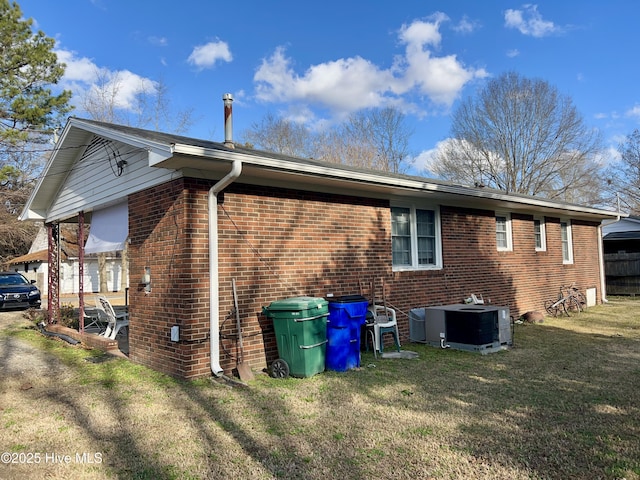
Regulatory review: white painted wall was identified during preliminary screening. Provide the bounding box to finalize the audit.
[16,259,127,295]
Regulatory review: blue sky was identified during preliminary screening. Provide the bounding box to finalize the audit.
[18,0,640,174]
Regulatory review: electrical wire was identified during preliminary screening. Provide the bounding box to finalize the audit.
[4,135,141,187]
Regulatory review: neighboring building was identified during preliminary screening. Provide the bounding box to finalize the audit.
[7,225,125,295]
[602,216,640,294]
[602,216,640,254]
[20,115,619,379]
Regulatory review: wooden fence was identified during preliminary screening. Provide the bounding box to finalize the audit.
[604,252,640,295]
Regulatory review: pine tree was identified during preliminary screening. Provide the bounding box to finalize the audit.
[0,0,73,264]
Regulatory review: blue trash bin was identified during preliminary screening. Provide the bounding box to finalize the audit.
[326,295,369,371]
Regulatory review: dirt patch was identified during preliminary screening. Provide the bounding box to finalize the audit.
[0,311,74,387]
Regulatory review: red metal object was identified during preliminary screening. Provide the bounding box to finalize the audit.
[47,223,60,324]
[78,211,85,332]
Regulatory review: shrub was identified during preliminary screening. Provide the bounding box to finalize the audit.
[59,303,79,330]
[23,307,45,325]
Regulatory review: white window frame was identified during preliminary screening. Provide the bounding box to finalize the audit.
[495,212,513,252]
[560,219,574,264]
[534,216,546,252]
[391,203,442,271]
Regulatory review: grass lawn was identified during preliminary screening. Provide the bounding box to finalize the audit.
[1,297,639,479]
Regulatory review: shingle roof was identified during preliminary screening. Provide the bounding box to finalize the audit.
[7,225,88,265]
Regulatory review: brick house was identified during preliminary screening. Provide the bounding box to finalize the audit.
[20,116,619,379]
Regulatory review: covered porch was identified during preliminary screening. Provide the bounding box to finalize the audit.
[41,201,130,357]
[42,291,130,357]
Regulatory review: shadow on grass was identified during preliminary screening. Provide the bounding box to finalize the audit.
[2,311,640,479]
[165,318,640,479]
[341,322,640,479]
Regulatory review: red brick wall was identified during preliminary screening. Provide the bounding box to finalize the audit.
[127,178,603,379]
[128,178,214,378]
[216,183,391,376]
[387,208,601,318]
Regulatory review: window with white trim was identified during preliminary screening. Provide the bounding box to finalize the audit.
[560,219,573,264]
[391,205,441,270]
[495,213,513,251]
[534,217,546,251]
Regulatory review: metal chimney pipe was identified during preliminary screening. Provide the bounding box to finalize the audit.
[223,93,234,149]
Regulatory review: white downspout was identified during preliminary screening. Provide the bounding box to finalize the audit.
[209,159,242,376]
[598,223,607,303]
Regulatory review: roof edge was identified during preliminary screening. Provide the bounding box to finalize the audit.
[173,144,621,220]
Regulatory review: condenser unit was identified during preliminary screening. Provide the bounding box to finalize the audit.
[409,304,511,353]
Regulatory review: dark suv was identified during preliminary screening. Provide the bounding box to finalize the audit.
[0,272,42,310]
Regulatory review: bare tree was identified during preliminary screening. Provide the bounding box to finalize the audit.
[604,129,640,214]
[0,206,37,267]
[80,70,121,123]
[313,127,378,169]
[0,148,40,266]
[80,70,194,134]
[241,112,314,157]
[430,72,604,202]
[242,107,413,173]
[98,253,107,293]
[135,77,195,134]
[341,108,413,173]
[80,71,195,287]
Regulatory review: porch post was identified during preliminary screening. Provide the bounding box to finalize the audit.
[78,212,85,332]
[47,222,60,324]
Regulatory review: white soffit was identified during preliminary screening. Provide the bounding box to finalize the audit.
[85,202,128,254]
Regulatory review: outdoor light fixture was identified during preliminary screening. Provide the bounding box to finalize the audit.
[142,266,151,293]
[171,325,180,342]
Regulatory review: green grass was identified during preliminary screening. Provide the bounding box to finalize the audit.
[1,298,639,479]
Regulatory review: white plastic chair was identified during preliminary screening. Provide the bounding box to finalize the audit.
[370,304,400,354]
[360,278,401,356]
[83,307,108,333]
[95,295,129,340]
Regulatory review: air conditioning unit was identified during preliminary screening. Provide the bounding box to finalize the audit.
[410,304,511,353]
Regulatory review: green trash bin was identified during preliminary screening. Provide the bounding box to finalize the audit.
[263,296,329,378]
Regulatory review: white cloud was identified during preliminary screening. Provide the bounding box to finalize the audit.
[604,145,621,164]
[594,111,621,121]
[452,15,479,34]
[412,145,441,173]
[94,70,157,110]
[611,133,627,144]
[399,17,488,105]
[504,5,561,37]
[399,12,447,48]
[506,49,520,58]
[626,105,640,119]
[255,47,394,116]
[413,137,502,176]
[412,138,460,173]
[55,49,158,112]
[148,36,168,47]
[253,14,487,121]
[56,49,99,83]
[187,40,232,69]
